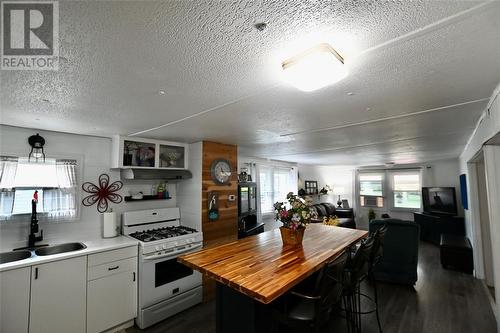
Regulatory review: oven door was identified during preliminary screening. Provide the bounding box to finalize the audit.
[139,245,202,308]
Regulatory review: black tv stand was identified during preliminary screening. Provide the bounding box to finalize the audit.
[414,212,465,245]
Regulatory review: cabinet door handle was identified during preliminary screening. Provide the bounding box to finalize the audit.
[34,267,39,279]
[133,272,136,282]
[108,266,119,271]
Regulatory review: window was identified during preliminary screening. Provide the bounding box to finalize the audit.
[392,173,421,209]
[12,189,45,214]
[0,156,78,220]
[259,166,296,213]
[359,173,384,208]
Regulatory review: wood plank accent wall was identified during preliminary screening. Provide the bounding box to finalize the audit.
[201,141,238,301]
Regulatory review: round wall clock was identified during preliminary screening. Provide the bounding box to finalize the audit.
[210,159,232,185]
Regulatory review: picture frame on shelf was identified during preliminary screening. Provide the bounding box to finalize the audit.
[123,140,156,167]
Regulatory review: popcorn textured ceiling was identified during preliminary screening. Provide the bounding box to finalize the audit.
[1,1,499,165]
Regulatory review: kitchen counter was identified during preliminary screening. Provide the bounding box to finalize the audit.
[0,236,138,272]
[179,224,367,304]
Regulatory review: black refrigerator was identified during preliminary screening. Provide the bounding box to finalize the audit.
[237,182,264,238]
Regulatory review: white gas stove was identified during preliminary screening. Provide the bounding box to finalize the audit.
[122,208,203,329]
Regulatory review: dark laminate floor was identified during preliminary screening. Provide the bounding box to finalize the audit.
[127,242,496,333]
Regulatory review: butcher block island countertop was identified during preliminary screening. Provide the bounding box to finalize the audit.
[178,224,368,304]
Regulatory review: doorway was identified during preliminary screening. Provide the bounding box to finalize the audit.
[474,152,495,301]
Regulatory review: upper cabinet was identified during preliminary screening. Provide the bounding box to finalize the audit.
[112,135,188,170]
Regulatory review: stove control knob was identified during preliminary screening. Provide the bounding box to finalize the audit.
[155,246,161,251]
[174,242,178,247]
[162,244,167,249]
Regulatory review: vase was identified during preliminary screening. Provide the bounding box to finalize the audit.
[279,226,305,246]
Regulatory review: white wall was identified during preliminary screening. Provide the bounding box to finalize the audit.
[177,142,202,231]
[0,125,178,251]
[297,165,355,207]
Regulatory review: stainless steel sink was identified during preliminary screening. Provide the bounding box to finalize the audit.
[34,242,86,256]
[0,250,32,264]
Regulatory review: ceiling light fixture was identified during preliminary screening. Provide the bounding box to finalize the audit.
[281,43,348,92]
[28,133,46,163]
[158,90,166,95]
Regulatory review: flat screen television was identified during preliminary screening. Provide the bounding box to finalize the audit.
[422,187,457,216]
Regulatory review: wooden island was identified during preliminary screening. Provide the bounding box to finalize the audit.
[179,224,367,333]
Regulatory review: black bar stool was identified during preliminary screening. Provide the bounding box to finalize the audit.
[342,236,375,333]
[343,226,388,333]
[368,225,388,333]
[272,250,350,333]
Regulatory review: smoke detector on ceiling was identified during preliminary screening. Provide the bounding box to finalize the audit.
[253,22,268,32]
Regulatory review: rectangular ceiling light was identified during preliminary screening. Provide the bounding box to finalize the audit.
[281,43,348,92]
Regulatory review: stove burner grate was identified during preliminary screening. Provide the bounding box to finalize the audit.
[129,226,198,242]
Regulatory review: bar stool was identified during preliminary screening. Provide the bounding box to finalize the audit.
[343,226,387,333]
[342,236,375,333]
[272,250,350,333]
[368,225,388,333]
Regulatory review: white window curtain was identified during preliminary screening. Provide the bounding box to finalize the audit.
[44,159,78,218]
[0,156,18,216]
[0,157,78,220]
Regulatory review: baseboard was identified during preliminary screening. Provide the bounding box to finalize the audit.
[100,319,135,333]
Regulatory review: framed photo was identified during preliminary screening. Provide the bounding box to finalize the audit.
[123,140,155,167]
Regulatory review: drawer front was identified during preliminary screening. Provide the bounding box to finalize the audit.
[88,245,137,267]
[88,257,137,281]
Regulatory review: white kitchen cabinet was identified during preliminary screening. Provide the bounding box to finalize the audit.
[29,256,87,333]
[87,247,137,333]
[111,135,188,170]
[0,267,31,333]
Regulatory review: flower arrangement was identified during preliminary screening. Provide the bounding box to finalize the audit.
[323,215,340,226]
[274,193,314,230]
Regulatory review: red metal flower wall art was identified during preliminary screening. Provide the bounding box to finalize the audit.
[82,174,123,213]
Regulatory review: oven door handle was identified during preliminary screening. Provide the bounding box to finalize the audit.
[143,243,202,261]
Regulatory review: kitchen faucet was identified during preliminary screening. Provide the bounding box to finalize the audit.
[28,190,43,248]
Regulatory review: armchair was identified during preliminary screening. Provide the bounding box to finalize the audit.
[369,219,420,285]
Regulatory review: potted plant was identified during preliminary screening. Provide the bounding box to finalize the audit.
[368,208,376,222]
[274,193,315,246]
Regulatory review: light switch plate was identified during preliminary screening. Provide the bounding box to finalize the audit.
[228,194,236,201]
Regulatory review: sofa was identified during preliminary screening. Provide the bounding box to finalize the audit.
[369,218,420,285]
[309,202,356,229]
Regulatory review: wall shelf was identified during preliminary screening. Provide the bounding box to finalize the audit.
[124,195,172,202]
